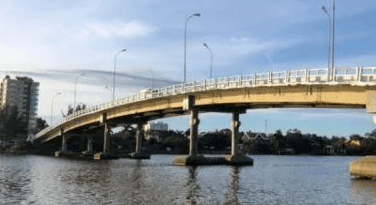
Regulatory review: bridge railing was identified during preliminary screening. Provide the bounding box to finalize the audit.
[34,66,376,140]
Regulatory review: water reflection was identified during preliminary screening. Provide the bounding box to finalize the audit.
[185,166,198,205]
[129,160,145,204]
[1,155,374,204]
[224,166,240,205]
[350,179,376,204]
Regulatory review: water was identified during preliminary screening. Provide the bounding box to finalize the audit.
[0,154,375,205]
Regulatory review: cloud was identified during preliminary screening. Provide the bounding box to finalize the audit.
[81,20,154,39]
[0,68,179,88]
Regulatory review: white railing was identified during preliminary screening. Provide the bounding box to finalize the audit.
[34,66,376,139]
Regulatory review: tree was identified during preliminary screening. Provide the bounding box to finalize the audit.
[0,105,27,144]
[35,118,48,132]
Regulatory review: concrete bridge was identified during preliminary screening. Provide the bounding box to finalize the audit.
[34,66,376,164]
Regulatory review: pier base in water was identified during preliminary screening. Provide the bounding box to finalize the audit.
[350,156,376,180]
[93,152,119,160]
[172,155,253,166]
[129,152,151,159]
[55,150,77,158]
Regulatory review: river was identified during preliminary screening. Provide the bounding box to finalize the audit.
[0,154,375,204]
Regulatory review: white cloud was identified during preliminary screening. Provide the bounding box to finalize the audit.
[81,20,154,39]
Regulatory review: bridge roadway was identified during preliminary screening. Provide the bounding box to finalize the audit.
[34,66,376,163]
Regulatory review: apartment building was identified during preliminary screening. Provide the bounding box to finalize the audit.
[0,76,39,138]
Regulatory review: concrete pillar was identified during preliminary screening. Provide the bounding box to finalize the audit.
[189,108,200,156]
[62,133,68,152]
[103,123,111,154]
[87,136,93,153]
[135,123,144,154]
[231,112,241,156]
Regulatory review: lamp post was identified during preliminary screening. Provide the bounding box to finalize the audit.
[203,43,213,79]
[322,0,335,81]
[113,49,127,102]
[322,6,332,71]
[51,92,61,125]
[184,13,200,83]
[74,73,85,110]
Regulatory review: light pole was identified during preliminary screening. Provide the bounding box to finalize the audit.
[203,43,213,79]
[322,0,335,81]
[74,73,85,110]
[184,13,200,83]
[332,0,336,80]
[322,6,332,71]
[113,49,127,102]
[51,92,61,125]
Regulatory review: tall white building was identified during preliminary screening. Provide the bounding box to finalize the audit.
[0,76,39,137]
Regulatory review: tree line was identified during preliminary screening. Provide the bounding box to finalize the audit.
[112,127,376,156]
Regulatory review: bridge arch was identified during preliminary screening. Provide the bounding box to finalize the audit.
[34,67,376,161]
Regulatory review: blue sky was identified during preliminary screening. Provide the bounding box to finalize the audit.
[1,0,376,137]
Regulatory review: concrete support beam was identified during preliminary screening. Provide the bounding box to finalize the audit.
[231,112,241,156]
[103,123,111,154]
[189,107,200,156]
[61,133,68,152]
[135,123,144,154]
[129,122,150,159]
[87,136,93,153]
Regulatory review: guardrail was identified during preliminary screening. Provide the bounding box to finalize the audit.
[34,66,376,140]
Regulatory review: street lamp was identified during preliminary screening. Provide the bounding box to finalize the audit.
[322,6,332,71]
[184,13,200,83]
[74,73,85,110]
[51,92,61,125]
[322,0,336,81]
[203,43,213,79]
[113,49,127,102]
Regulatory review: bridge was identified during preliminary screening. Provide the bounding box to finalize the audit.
[34,66,376,164]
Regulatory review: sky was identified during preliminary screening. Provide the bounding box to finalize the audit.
[1,0,376,137]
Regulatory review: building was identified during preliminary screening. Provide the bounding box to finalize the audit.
[144,121,168,131]
[0,76,39,138]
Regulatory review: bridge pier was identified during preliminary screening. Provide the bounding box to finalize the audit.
[173,105,207,165]
[55,132,75,157]
[189,107,200,157]
[129,122,150,159]
[103,122,111,154]
[231,112,240,156]
[224,112,253,165]
[82,135,94,156]
[62,133,68,153]
[94,122,118,160]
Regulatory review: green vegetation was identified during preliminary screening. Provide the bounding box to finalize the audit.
[112,127,376,156]
[0,106,27,149]
[0,105,48,152]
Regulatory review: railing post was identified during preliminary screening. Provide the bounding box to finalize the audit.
[253,73,256,86]
[306,69,309,83]
[285,70,289,83]
[356,66,361,82]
